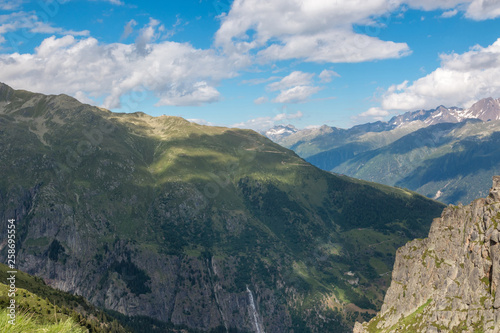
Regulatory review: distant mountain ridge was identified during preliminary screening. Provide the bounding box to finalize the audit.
[265,97,500,148]
[388,97,500,128]
[262,124,298,141]
[265,97,500,204]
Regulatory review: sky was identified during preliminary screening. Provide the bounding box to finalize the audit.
[1,0,500,131]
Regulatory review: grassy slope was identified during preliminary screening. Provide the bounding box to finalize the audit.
[0,308,86,333]
[0,263,127,333]
[0,83,445,331]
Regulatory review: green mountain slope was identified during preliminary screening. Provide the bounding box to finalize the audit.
[333,120,500,204]
[0,83,444,332]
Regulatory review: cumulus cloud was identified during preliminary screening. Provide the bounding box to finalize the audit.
[241,76,281,86]
[273,86,322,104]
[232,111,303,131]
[120,19,137,40]
[404,0,466,11]
[254,96,268,104]
[0,11,89,49]
[215,0,411,64]
[352,106,392,124]
[187,118,215,126]
[357,107,390,121]
[264,71,322,104]
[465,0,500,20]
[215,0,500,65]
[267,71,314,91]
[381,38,500,111]
[0,20,239,109]
[441,9,459,18]
[319,69,340,83]
[0,0,27,10]
[394,0,500,19]
[135,18,164,55]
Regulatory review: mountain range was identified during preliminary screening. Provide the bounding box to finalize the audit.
[266,98,500,204]
[0,83,445,332]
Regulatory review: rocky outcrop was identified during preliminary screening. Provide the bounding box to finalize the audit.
[354,176,500,332]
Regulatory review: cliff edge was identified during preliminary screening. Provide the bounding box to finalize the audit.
[355,176,500,332]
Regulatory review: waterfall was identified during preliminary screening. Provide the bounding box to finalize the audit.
[246,285,264,333]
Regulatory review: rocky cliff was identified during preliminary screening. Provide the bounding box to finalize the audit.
[354,177,500,332]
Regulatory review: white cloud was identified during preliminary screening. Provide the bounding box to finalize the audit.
[257,29,412,63]
[405,0,500,19]
[187,118,214,126]
[264,71,322,103]
[465,0,500,20]
[155,81,220,107]
[121,19,137,40]
[404,0,466,11]
[352,107,391,123]
[215,0,500,65]
[232,111,303,131]
[381,38,500,111]
[273,86,322,104]
[0,20,239,109]
[215,0,410,64]
[0,0,27,10]
[441,9,459,17]
[319,69,340,83]
[359,107,390,118]
[135,18,164,55]
[254,96,268,104]
[241,76,281,85]
[267,71,314,91]
[163,14,185,39]
[0,11,89,48]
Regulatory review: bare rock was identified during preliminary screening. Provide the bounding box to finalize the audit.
[355,177,500,332]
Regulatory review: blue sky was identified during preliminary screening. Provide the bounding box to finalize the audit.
[1,0,500,130]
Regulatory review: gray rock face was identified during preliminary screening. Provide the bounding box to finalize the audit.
[354,176,500,333]
[0,183,291,333]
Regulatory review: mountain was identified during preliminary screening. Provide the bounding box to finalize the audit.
[333,119,500,204]
[262,124,298,142]
[354,176,500,333]
[388,98,500,128]
[0,82,445,332]
[264,98,500,205]
[268,122,400,159]
[267,98,500,161]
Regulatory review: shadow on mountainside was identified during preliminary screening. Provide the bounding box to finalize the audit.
[396,131,500,189]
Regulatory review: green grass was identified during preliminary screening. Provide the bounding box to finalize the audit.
[0,308,87,333]
[0,264,128,333]
[366,299,433,333]
[0,283,88,333]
